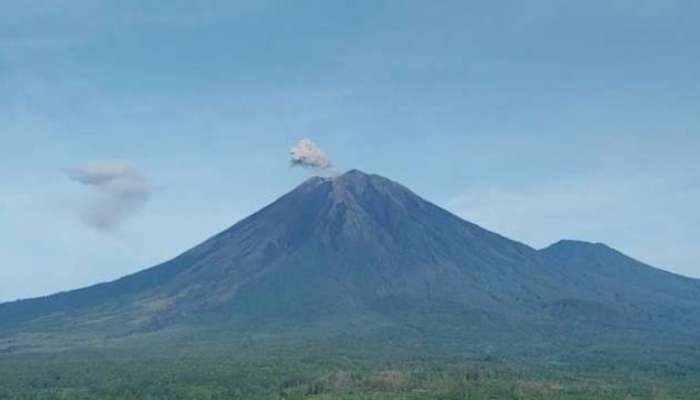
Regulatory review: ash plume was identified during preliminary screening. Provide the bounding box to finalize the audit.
[66,160,151,232]
[290,138,334,172]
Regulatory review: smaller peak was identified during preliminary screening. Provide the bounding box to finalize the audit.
[542,239,615,253]
[552,239,601,247]
[542,239,654,271]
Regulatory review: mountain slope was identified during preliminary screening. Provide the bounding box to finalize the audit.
[541,240,700,329]
[2,170,700,356]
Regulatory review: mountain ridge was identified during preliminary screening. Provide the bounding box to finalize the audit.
[2,170,699,357]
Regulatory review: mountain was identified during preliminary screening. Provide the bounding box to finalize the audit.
[2,170,700,358]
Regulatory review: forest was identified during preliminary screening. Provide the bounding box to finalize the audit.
[1,345,698,400]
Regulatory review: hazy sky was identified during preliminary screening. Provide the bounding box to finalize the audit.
[1,0,699,302]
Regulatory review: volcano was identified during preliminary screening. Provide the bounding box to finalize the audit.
[2,170,700,357]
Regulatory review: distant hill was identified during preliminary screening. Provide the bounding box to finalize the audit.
[2,170,700,359]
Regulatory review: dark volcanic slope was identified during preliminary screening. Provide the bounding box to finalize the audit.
[540,241,700,330]
[2,170,700,354]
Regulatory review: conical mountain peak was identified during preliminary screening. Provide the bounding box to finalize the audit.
[3,170,700,355]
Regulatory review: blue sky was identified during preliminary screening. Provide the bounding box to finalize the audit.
[1,0,699,302]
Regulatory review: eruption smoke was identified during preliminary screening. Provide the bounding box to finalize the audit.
[66,160,151,232]
[289,138,334,172]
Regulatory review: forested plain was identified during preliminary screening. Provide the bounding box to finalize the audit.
[2,343,698,400]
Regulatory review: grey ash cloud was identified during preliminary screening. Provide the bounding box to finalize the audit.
[289,138,335,172]
[66,160,151,232]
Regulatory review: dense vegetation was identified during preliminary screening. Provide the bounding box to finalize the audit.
[1,345,698,400]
